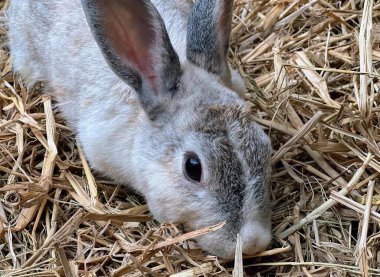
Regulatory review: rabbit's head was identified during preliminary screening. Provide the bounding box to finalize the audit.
[82,0,272,259]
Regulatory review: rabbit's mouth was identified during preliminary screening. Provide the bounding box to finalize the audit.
[184,218,271,259]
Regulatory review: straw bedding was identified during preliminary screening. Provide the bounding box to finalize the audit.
[0,0,380,276]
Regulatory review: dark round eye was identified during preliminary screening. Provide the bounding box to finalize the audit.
[184,153,202,182]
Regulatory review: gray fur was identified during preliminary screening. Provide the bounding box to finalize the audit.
[7,0,272,259]
[186,0,232,85]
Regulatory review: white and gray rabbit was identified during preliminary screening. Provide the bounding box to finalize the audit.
[8,0,272,258]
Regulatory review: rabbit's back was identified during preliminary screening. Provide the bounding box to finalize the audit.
[8,0,106,123]
[9,0,93,81]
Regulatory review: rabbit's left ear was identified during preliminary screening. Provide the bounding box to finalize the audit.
[186,0,233,85]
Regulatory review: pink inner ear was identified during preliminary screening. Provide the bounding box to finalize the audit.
[99,1,158,93]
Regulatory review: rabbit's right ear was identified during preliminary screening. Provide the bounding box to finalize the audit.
[81,0,182,120]
[186,0,233,86]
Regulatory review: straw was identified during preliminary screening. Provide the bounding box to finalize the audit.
[1,0,380,275]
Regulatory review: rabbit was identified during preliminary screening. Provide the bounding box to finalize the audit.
[8,0,272,259]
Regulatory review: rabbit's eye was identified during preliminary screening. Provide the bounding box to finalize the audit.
[184,153,202,182]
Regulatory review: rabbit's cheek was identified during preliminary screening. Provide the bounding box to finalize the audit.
[145,191,190,223]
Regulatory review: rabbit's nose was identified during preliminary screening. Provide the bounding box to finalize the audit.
[240,222,271,256]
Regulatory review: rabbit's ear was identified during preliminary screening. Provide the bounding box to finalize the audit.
[82,0,181,120]
[186,0,233,85]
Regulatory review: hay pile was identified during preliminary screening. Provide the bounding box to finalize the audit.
[1,0,380,275]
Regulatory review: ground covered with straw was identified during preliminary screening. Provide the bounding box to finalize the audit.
[1,0,380,276]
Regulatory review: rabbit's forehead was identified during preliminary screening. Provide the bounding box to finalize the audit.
[191,105,271,171]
